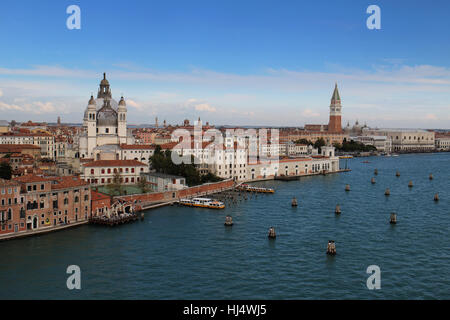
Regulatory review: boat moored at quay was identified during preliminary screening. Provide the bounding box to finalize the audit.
[178,198,225,209]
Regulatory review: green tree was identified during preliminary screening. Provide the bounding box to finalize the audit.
[0,162,12,180]
[314,138,326,153]
[107,171,123,196]
[138,176,151,193]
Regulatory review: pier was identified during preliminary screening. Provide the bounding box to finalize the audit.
[90,214,139,226]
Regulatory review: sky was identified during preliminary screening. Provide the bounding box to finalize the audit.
[0,0,449,128]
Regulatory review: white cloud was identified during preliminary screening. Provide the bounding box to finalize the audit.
[194,103,216,112]
[126,99,140,108]
[302,109,320,117]
[425,113,438,120]
[0,63,449,127]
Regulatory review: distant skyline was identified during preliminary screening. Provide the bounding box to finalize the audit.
[0,0,449,128]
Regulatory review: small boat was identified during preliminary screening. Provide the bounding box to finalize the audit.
[362,161,370,163]
[179,198,225,209]
[236,184,275,194]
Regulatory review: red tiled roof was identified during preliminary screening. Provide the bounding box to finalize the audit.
[13,174,52,183]
[0,178,20,186]
[51,176,89,190]
[83,160,147,167]
[0,144,40,152]
[120,144,156,150]
[91,190,111,201]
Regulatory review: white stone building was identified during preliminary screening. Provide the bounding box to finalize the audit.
[81,160,148,186]
[79,74,134,159]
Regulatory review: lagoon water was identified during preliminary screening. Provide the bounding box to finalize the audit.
[0,153,449,299]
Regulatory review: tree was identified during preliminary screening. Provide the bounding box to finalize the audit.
[138,176,151,193]
[149,150,219,186]
[107,171,123,196]
[0,162,12,180]
[295,138,313,145]
[314,138,326,153]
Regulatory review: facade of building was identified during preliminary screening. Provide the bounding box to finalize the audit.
[0,175,91,238]
[81,159,149,186]
[79,74,134,159]
[0,132,55,159]
[141,172,187,192]
[383,130,435,152]
[0,179,24,236]
[353,135,392,153]
[435,135,450,151]
[246,150,339,181]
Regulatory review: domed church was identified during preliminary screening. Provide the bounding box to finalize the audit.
[79,73,134,159]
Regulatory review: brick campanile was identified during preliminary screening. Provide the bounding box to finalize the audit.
[328,83,342,133]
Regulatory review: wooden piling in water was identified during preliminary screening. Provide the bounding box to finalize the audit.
[390,213,397,224]
[224,215,233,226]
[385,188,390,196]
[268,227,276,239]
[434,193,439,202]
[326,240,336,255]
[345,184,350,192]
[335,205,341,215]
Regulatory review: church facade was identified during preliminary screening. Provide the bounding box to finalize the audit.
[79,74,134,159]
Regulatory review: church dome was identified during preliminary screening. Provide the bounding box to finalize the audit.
[97,100,118,126]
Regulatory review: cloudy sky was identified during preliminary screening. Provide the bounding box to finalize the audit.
[0,0,449,128]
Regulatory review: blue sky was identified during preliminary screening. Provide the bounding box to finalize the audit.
[0,0,449,128]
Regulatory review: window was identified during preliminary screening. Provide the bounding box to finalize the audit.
[91,169,95,174]
[75,196,79,203]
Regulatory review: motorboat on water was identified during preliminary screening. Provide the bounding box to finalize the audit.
[178,198,225,209]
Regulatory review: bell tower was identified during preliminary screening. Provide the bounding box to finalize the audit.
[118,96,127,144]
[328,83,342,133]
[87,95,97,157]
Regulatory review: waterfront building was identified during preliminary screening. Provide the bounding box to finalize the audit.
[285,142,308,156]
[246,147,339,180]
[81,159,149,186]
[141,172,187,192]
[0,179,24,236]
[435,134,450,151]
[0,175,90,237]
[353,135,392,153]
[363,130,435,152]
[91,190,112,217]
[79,73,134,159]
